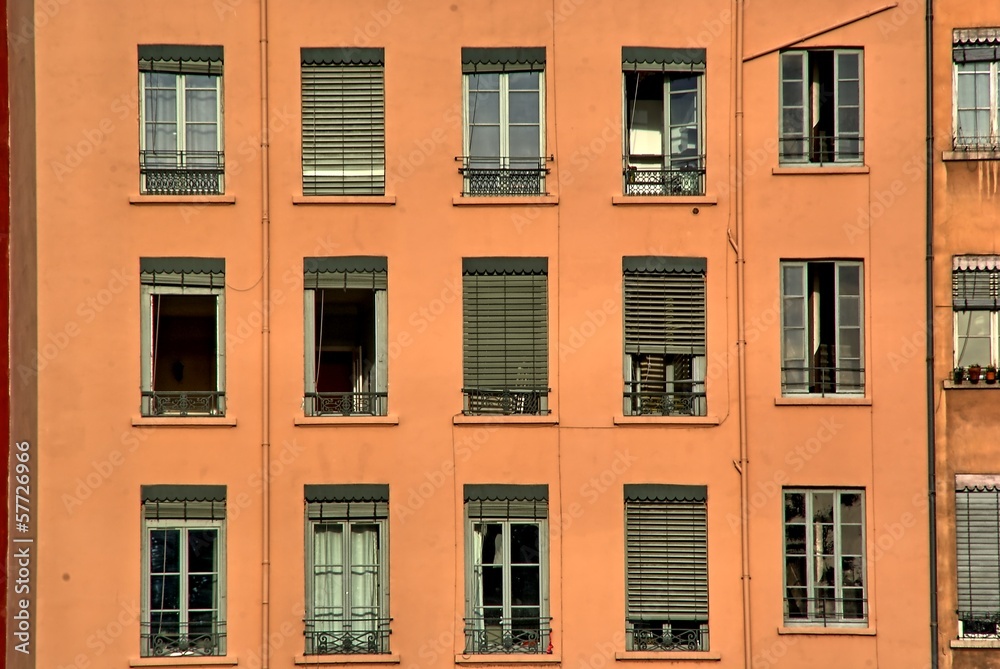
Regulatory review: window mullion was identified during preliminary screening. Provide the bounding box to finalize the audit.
[500,75,510,164]
[662,77,670,168]
[833,493,843,619]
[503,520,512,629]
[177,75,186,159]
[805,493,816,619]
[343,521,352,621]
[180,529,190,636]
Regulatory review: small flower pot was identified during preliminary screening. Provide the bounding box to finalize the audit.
[954,368,965,384]
[970,365,983,384]
[987,369,998,384]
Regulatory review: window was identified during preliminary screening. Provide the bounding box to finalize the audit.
[953,256,1000,369]
[462,258,548,415]
[304,257,388,416]
[953,29,1000,150]
[622,48,705,196]
[305,485,390,655]
[624,485,708,651]
[141,485,226,657]
[301,48,385,195]
[139,46,224,195]
[623,257,707,416]
[783,489,866,625]
[956,475,1000,639]
[140,258,226,417]
[461,47,547,196]
[779,49,863,164]
[464,484,549,655]
[780,260,863,396]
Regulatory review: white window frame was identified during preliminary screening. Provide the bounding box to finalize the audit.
[141,518,226,657]
[954,310,1000,368]
[139,70,224,193]
[140,283,226,416]
[954,60,1000,149]
[782,488,867,627]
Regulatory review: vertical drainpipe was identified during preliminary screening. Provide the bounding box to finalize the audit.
[925,1,938,668]
[259,0,272,664]
[732,1,752,668]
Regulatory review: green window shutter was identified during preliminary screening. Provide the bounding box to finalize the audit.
[625,495,708,621]
[834,50,863,161]
[301,49,385,195]
[623,258,706,355]
[956,487,1000,615]
[304,256,388,289]
[462,262,548,392]
[779,51,808,161]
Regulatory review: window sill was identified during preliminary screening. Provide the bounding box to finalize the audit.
[453,415,558,425]
[131,416,238,427]
[294,654,401,664]
[292,195,396,205]
[777,626,875,636]
[611,195,718,206]
[771,165,869,175]
[129,657,239,667]
[129,195,236,205]
[452,195,559,206]
[951,639,1000,648]
[943,150,1000,162]
[294,414,399,426]
[615,652,721,661]
[613,415,720,426]
[774,396,870,406]
[943,380,1000,390]
[455,655,561,664]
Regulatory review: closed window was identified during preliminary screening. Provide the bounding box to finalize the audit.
[622,48,705,196]
[953,256,1000,369]
[956,476,1000,639]
[141,485,226,657]
[779,49,863,164]
[140,258,226,417]
[304,257,388,417]
[462,258,548,415]
[305,485,390,655]
[953,29,1000,150]
[780,260,864,396]
[139,45,224,195]
[301,48,385,195]
[623,257,707,416]
[464,485,549,655]
[783,489,866,625]
[461,48,547,196]
[624,485,709,651]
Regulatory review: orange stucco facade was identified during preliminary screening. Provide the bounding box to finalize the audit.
[8,2,930,669]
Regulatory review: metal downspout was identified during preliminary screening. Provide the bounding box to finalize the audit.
[925,0,938,667]
[259,0,272,664]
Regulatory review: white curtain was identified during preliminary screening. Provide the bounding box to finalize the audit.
[184,75,219,165]
[472,524,485,624]
[313,524,344,636]
[350,524,380,634]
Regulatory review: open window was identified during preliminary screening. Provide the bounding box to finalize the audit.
[140,258,226,417]
[304,257,388,416]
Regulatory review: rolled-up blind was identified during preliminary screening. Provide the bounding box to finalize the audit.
[624,258,706,355]
[956,487,1000,614]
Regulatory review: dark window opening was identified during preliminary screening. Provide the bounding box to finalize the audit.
[310,288,378,414]
[151,294,217,395]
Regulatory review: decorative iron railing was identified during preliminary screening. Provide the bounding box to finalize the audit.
[463,617,552,654]
[784,596,868,625]
[140,150,225,195]
[780,366,865,396]
[958,611,1000,639]
[141,622,225,657]
[623,157,705,196]
[142,391,225,417]
[953,135,1000,152]
[458,156,550,196]
[305,392,388,417]
[624,381,706,417]
[304,618,392,655]
[627,624,708,652]
[463,387,550,416]
[778,135,864,165]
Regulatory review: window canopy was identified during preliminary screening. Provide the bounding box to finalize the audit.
[462,47,545,73]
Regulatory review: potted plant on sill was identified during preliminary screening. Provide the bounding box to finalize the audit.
[970,363,983,384]
[954,366,965,384]
[987,365,998,384]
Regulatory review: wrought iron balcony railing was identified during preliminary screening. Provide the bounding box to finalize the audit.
[142,391,226,417]
[624,384,707,417]
[463,617,552,654]
[140,150,225,195]
[623,157,705,196]
[953,135,1000,152]
[626,623,708,652]
[458,156,550,196]
[784,596,868,625]
[141,622,225,657]
[305,392,388,417]
[778,135,864,165]
[959,611,1000,638]
[304,618,392,655]
[780,366,865,396]
[463,387,550,416]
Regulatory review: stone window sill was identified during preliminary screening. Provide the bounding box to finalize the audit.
[453,415,558,425]
[951,639,1000,648]
[294,654,401,664]
[611,195,718,206]
[129,195,236,205]
[943,380,1000,389]
[129,657,239,667]
[132,416,238,427]
[294,414,400,426]
[771,165,869,175]
[456,655,561,664]
[774,396,871,406]
[613,415,720,426]
[777,626,875,636]
[943,150,1000,162]
[452,196,559,206]
[292,195,396,205]
[615,652,721,661]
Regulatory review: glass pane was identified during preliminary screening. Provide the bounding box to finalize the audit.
[510,524,540,564]
[957,335,991,368]
[671,75,697,92]
[842,589,865,619]
[838,295,860,327]
[147,72,178,89]
[785,587,809,618]
[511,566,540,606]
[670,90,696,125]
[509,91,540,123]
[782,109,804,134]
[976,72,991,108]
[785,524,806,554]
[188,529,217,573]
[840,493,863,523]
[146,124,178,153]
[785,493,806,523]
[958,310,990,337]
[821,524,835,555]
[785,556,807,587]
[782,81,803,107]
[185,74,218,90]
[150,610,180,634]
[508,71,539,91]
[469,126,501,159]
[783,298,804,327]
[186,89,218,123]
[469,73,500,91]
[509,126,540,158]
[186,124,219,154]
[469,92,500,124]
[837,80,859,107]
[814,556,836,586]
[813,493,834,523]
[783,330,805,359]
[782,54,803,80]
[782,265,805,296]
[841,525,863,555]
[481,565,504,606]
[842,556,864,587]
[478,524,504,564]
[150,574,180,610]
[838,329,862,359]
[145,89,177,123]
[837,53,859,79]
[189,574,217,610]
[150,529,180,574]
[838,108,860,134]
